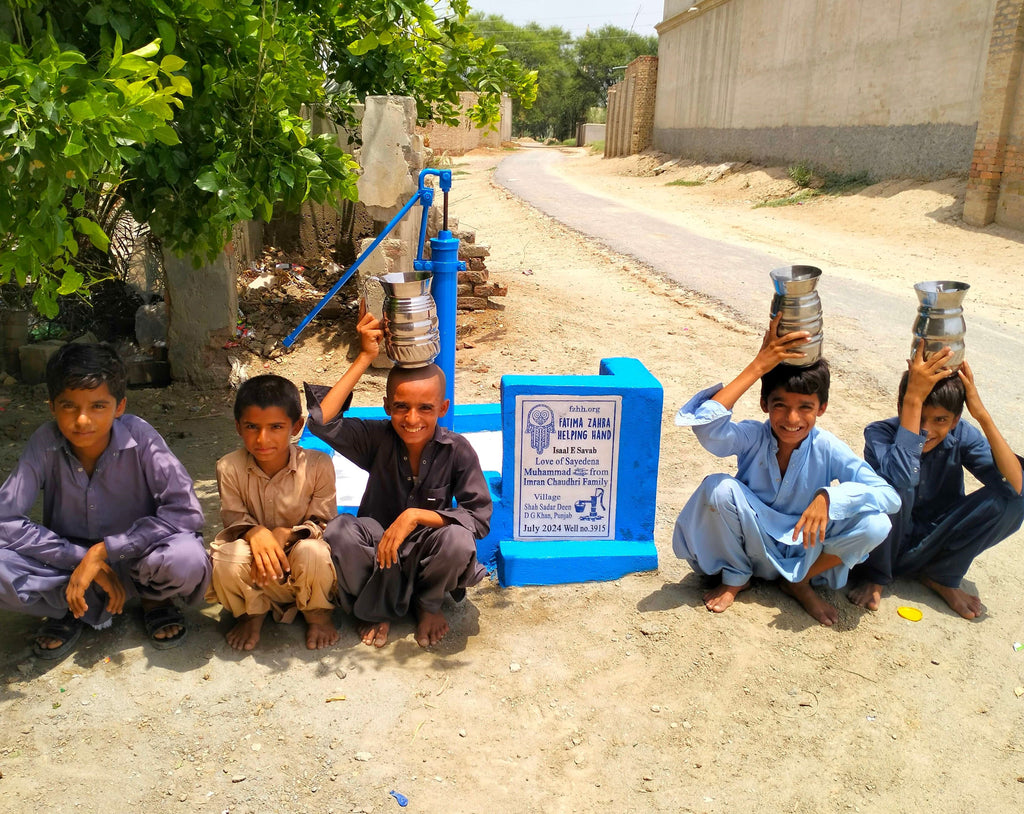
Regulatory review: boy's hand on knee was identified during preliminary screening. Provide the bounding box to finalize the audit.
[793,492,830,549]
[66,542,125,617]
[93,564,126,615]
[247,526,290,586]
[378,510,419,568]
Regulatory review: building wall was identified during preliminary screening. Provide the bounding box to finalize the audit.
[577,123,607,146]
[418,92,512,156]
[605,56,660,158]
[965,0,1024,228]
[654,0,997,178]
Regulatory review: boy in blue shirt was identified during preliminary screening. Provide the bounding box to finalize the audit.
[673,317,899,625]
[850,344,1024,618]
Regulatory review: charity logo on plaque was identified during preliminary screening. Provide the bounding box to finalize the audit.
[513,395,622,540]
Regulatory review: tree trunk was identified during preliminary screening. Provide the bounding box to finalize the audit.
[163,246,238,388]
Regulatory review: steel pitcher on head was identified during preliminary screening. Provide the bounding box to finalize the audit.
[371,271,440,368]
[769,265,823,366]
[911,281,969,370]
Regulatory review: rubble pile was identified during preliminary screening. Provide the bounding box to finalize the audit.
[235,251,357,358]
[236,216,508,359]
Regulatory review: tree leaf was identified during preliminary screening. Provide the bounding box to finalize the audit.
[55,51,87,69]
[57,269,85,295]
[126,40,161,60]
[68,100,94,121]
[160,55,186,73]
[195,171,219,192]
[73,216,110,251]
[155,20,177,53]
[152,124,179,145]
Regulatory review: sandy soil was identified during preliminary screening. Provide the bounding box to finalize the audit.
[2,146,1024,813]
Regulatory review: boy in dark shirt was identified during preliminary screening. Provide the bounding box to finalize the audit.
[850,344,1024,618]
[305,307,491,648]
[0,344,209,659]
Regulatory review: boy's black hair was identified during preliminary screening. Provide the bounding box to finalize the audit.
[897,370,965,416]
[759,359,830,405]
[46,343,127,402]
[234,374,302,423]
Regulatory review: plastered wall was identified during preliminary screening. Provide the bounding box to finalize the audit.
[654,0,997,178]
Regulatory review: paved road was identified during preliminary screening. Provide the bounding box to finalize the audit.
[494,147,1024,449]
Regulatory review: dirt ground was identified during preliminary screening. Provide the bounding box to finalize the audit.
[2,146,1024,813]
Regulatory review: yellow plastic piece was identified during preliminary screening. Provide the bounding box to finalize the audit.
[897,606,923,622]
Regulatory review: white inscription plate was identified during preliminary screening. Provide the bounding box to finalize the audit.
[514,395,622,540]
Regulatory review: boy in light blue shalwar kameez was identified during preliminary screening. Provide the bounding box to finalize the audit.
[672,317,900,626]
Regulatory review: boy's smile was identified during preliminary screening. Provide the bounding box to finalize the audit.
[919,404,959,453]
[50,383,126,463]
[761,388,826,449]
[236,405,303,476]
[384,375,449,452]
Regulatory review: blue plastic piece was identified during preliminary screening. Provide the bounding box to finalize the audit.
[389,790,408,807]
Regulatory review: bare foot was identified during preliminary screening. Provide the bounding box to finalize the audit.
[921,577,984,619]
[303,610,339,650]
[848,581,884,611]
[415,609,449,647]
[226,613,267,651]
[359,621,390,648]
[702,581,750,613]
[780,580,839,626]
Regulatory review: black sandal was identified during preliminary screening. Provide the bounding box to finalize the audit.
[32,613,84,661]
[143,603,188,650]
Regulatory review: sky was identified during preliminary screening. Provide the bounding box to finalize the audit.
[459,1,663,38]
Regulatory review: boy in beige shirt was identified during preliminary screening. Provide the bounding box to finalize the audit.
[207,375,339,650]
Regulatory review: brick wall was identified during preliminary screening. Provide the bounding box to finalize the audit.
[965,1,1024,227]
[605,56,659,157]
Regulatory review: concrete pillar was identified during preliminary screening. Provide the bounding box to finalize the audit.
[964,0,1024,226]
[163,247,237,387]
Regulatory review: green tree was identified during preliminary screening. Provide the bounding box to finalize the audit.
[573,25,657,108]
[332,1,536,129]
[467,16,656,141]
[0,0,535,320]
[467,14,572,140]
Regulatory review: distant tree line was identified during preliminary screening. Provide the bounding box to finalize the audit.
[467,14,657,142]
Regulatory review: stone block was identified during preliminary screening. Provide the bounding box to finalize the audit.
[356,96,418,213]
[475,282,508,298]
[19,340,66,385]
[459,243,490,259]
[458,297,489,311]
[468,257,487,271]
[460,269,488,285]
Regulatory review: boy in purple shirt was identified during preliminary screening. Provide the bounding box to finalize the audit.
[850,344,1024,618]
[0,344,209,659]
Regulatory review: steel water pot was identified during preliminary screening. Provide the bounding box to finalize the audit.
[372,271,440,368]
[769,265,823,366]
[911,281,969,370]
